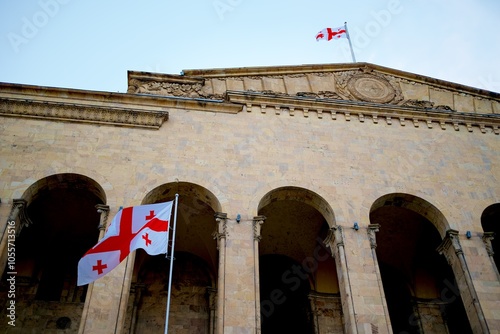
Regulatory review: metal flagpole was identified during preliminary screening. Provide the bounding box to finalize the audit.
[344,22,357,63]
[164,194,179,334]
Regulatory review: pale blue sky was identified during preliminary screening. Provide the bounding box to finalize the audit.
[1,0,499,93]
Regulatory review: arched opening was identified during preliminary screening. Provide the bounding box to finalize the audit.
[0,173,105,333]
[257,187,342,333]
[481,203,500,270]
[124,182,220,334]
[370,193,472,334]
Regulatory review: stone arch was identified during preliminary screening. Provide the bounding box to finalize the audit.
[20,173,106,205]
[132,174,229,214]
[370,192,450,238]
[9,168,111,202]
[370,192,472,334]
[257,186,342,333]
[257,186,336,228]
[0,173,106,333]
[124,181,220,334]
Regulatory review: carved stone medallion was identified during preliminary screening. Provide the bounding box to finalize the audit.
[347,73,396,103]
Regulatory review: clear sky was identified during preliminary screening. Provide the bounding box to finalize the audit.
[1,0,499,93]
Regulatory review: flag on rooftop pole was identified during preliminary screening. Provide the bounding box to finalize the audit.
[77,201,174,286]
[315,22,357,63]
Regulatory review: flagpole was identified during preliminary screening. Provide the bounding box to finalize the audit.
[344,22,357,63]
[164,194,179,334]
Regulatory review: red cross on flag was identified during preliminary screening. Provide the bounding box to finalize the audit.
[77,201,173,286]
[315,26,347,41]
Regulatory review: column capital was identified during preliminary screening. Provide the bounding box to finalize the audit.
[213,212,228,250]
[437,229,462,254]
[482,232,495,257]
[9,198,33,235]
[95,204,110,231]
[436,229,462,266]
[253,216,266,242]
[367,223,381,249]
[324,225,344,253]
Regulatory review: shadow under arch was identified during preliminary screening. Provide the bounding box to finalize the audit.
[370,192,472,334]
[125,181,221,334]
[0,173,106,333]
[370,192,450,238]
[258,186,336,228]
[257,186,342,334]
[21,172,106,205]
[481,203,500,271]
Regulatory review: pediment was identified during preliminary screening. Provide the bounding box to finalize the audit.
[128,63,500,115]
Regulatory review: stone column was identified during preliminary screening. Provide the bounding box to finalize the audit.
[437,229,490,333]
[253,215,265,333]
[213,212,228,334]
[367,224,392,334]
[324,225,358,334]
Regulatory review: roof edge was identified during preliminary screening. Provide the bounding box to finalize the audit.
[178,62,499,99]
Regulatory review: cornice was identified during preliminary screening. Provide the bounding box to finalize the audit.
[0,82,242,128]
[226,90,500,135]
[128,70,205,84]
[0,97,169,129]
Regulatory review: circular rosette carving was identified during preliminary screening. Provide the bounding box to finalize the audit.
[347,74,396,103]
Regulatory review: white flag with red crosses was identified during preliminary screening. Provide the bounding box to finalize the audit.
[315,26,347,41]
[77,201,173,286]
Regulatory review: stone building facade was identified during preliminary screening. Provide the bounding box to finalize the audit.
[0,62,499,333]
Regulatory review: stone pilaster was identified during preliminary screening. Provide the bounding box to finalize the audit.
[213,212,228,334]
[366,224,392,334]
[324,225,358,334]
[222,213,258,333]
[437,229,490,333]
[253,216,265,334]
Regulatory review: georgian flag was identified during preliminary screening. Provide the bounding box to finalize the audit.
[77,201,173,286]
[315,26,347,41]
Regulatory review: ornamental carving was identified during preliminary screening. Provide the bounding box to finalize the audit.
[296,91,343,100]
[348,74,396,103]
[253,216,266,242]
[213,212,228,250]
[482,232,495,257]
[137,82,202,97]
[336,71,403,104]
[437,229,463,265]
[8,199,33,236]
[401,99,435,108]
[367,224,380,249]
